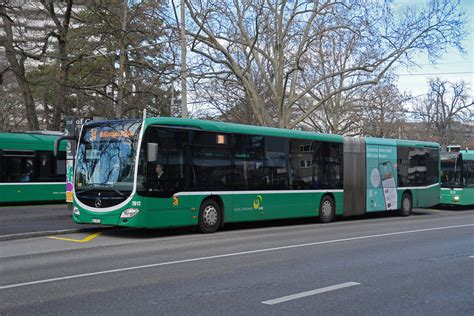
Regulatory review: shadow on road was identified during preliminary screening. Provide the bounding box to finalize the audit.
[99,208,456,240]
[432,204,474,211]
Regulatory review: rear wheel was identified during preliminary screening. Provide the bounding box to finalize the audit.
[198,199,221,233]
[319,196,335,223]
[399,192,412,217]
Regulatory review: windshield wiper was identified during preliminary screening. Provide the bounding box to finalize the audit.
[109,186,125,196]
[75,185,101,195]
[76,184,124,196]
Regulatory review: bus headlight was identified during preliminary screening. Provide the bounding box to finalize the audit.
[73,207,80,216]
[120,208,140,218]
[452,196,460,202]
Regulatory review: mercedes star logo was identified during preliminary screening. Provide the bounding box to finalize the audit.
[95,198,102,208]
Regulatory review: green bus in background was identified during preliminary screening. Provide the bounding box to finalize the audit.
[0,132,66,203]
[440,150,474,206]
[67,117,440,233]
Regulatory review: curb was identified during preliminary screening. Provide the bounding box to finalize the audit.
[0,227,115,241]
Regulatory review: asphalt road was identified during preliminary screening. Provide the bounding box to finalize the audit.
[0,204,101,237]
[0,208,473,315]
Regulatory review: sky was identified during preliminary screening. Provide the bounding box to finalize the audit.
[394,0,474,98]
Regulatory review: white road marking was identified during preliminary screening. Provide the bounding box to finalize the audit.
[1,223,473,290]
[469,255,474,259]
[262,282,361,305]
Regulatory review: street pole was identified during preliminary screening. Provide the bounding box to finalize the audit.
[116,0,128,118]
[180,0,188,118]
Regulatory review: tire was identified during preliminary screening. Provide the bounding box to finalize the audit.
[198,199,222,233]
[399,192,412,217]
[319,195,335,223]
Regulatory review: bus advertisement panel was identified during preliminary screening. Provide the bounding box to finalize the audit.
[366,140,398,211]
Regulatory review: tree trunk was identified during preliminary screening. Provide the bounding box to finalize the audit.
[43,0,73,131]
[52,38,69,130]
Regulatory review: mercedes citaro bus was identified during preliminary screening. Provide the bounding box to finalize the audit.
[60,117,440,233]
[440,150,474,206]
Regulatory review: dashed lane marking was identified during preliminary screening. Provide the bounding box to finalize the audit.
[1,223,472,290]
[47,232,102,243]
[262,282,361,305]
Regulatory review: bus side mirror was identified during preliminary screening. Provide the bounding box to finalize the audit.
[147,143,159,162]
[54,135,76,157]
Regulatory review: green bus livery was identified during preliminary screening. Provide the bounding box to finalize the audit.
[69,117,440,233]
[0,132,67,203]
[440,150,474,206]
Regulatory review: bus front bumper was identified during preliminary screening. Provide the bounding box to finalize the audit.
[72,207,148,227]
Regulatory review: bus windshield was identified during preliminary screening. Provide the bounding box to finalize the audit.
[441,155,462,188]
[75,121,141,195]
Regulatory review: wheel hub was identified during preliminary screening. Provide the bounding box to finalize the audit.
[203,205,218,226]
[403,197,410,211]
[322,200,332,218]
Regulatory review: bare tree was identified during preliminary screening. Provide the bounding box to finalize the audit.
[360,80,408,138]
[299,74,408,137]
[413,78,473,148]
[0,2,40,130]
[299,88,365,136]
[183,0,467,129]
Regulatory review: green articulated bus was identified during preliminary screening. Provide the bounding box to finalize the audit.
[69,117,440,233]
[440,150,474,206]
[0,132,66,204]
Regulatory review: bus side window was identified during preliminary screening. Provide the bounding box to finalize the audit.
[3,153,35,182]
[56,151,66,177]
[313,141,343,189]
[464,161,474,187]
[290,139,314,189]
[191,131,231,191]
[425,148,439,185]
[37,151,65,181]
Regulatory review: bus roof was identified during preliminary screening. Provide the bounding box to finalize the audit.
[0,132,66,151]
[143,117,440,147]
[366,137,439,148]
[143,117,344,142]
[441,150,474,161]
[462,150,474,160]
[87,117,440,147]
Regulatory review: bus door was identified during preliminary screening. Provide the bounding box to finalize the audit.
[140,127,190,225]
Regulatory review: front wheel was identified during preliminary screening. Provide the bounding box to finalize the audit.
[319,196,335,223]
[399,192,412,217]
[198,199,222,233]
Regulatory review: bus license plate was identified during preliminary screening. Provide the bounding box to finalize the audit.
[92,219,101,224]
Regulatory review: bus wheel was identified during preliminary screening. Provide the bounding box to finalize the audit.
[198,199,221,233]
[399,193,412,217]
[319,196,335,223]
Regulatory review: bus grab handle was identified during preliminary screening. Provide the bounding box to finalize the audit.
[54,135,76,157]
